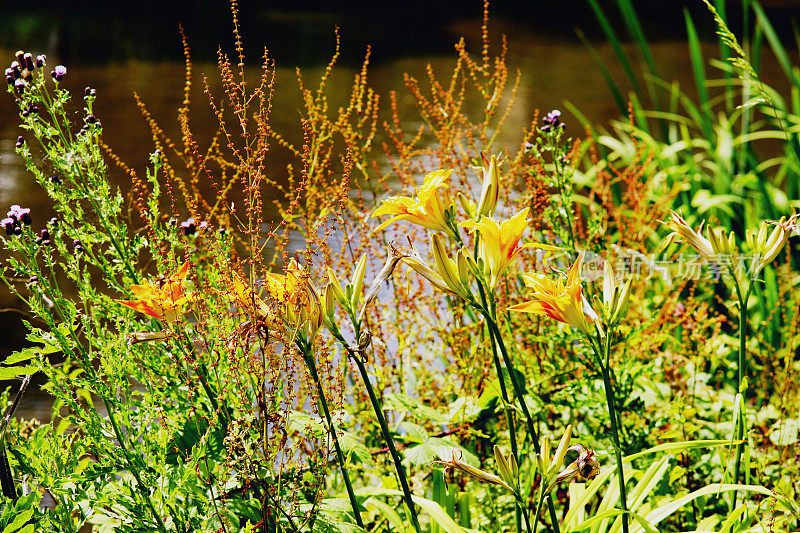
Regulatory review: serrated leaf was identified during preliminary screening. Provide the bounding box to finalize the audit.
[338,432,372,464]
[404,443,436,466]
[398,422,428,443]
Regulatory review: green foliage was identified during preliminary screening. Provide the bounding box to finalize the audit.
[0,3,798,532]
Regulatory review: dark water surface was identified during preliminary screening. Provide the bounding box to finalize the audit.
[0,14,793,420]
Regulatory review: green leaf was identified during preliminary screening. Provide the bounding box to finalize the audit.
[365,497,406,533]
[3,507,34,533]
[398,422,429,443]
[637,484,789,531]
[404,443,436,467]
[384,394,448,424]
[0,367,36,380]
[357,487,467,533]
[338,432,372,464]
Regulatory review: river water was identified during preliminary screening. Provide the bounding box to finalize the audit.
[0,18,791,420]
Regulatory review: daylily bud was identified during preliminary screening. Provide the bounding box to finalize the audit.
[432,234,465,296]
[323,282,336,319]
[602,261,632,326]
[747,214,799,274]
[350,254,368,309]
[707,226,735,257]
[327,267,348,306]
[457,192,476,221]
[402,253,454,294]
[493,446,518,492]
[476,153,501,218]
[549,424,573,478]
[435,453,515,495]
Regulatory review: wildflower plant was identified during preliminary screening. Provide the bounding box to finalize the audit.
[1,3,800,533]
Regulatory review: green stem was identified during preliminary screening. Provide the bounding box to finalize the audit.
[598,334,629,533]
[482,311,561,533]
[489,329,523,533]
[731,278,754,506]
[532,487,547,533]
[478,290,523,533]
[346,344,422,533]
[299,341,365,529]
[32,250,168,531]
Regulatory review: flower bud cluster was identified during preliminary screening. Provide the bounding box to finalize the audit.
[1,205,32,236]
[540,109,565,132]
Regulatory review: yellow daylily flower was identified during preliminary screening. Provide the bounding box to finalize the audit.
[371,169,459,240]
[118,261,194,322]
[265,260,323,338]
[510,253,599,336]
[663,211,714,259]
[460,207,559,290]
[229,271,272,319]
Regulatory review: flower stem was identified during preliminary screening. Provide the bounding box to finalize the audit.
[482,311,561,533]
[298,341,365,529]
[731,279,753,506]
[486,321,523,533]
[597,333,629,533]
[346,344,422,533]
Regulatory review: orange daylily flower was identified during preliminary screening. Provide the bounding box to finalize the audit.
[460,208,559,290]
[371,169,458,240]
[510,253,599,336]
[118,261,194,322]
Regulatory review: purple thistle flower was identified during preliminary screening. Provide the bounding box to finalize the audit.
[8,205,32,225]
[541,109,565,132]
[1,218,17,236]
[73,239,85,253]
[9,61,20,79]
[35,54,46,68]
[15,136,25,148]
[14,79,24,94]
[51,65,67,82]
[23,53,34,71]
[179,218,196,236]
[36,228,51,246]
